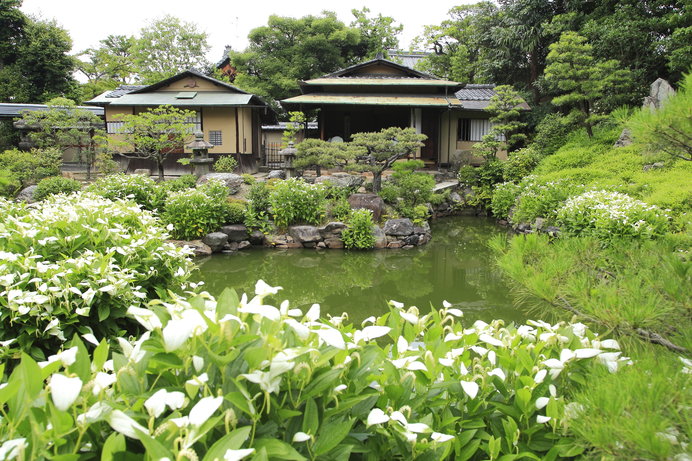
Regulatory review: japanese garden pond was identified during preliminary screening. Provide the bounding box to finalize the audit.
[194,216,528,326]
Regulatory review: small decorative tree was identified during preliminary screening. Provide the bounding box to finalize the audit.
[544,32,631,138]
[347,127,427,193]
[282,111,306,148]
[110,105,195,181]
[474,85,527,160]
[17,97,106,179]
[294,138,352,176]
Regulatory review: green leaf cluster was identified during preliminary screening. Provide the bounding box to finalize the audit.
[0,147,61,189]
[269,178,326,229]
[341,209,376,249]
[32,176,81,201]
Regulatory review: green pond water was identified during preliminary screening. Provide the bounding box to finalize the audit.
[194,216,527,326]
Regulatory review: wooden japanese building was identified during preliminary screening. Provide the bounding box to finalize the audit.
[282,57,529,166]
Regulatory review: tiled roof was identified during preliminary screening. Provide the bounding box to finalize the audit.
[105,85,146,98]
[454,84,496,101]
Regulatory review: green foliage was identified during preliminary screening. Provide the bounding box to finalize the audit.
[213,155,238,173]
[269,178,326,228]
[503,147,542,183]
[491,182,522,220]
[350,7,402,58]
[76,34,136,86]
[511,177,580,225]
[341,208,376,249]
[399,204,431,226]
[0,281,619,459]
[532,113,574,156]
[241,173,256,185]
[329,198,352,222]
[88,173,165,211]
[248,181,271,212]
[0,192,194,359]
[387,160,436,209]
[282,111,306,147]
[628,72,692,162]
[131,15,210,84]
[429,190,449,207]
[544,32,632,137]
[295,138,352,176]
[475,85,528,159]
[111,105,196,180]
[568,351,691,460]
[0,147,61,187]
[226,199,247,225]
[458,160,505,210]
[348,127,427,193]
[0,9,78,103]
[161,174,197,193]
[244,204,273,234]
[0,169,20,197]
[162,179,233,240]
[16,97,105,179]
[33,176,81,201]
[556,190,671,240]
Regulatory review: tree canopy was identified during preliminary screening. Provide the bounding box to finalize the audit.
[0,1,78,103]
[230,10,402,110]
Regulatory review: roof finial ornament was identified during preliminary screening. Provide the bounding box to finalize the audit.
[375,51,384,60]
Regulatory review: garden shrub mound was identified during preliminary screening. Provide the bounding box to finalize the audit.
[0,281,629,460]
[269,178,326,228]
[33,176,82,201]
[0,192,194,359]
[88,173,166,211]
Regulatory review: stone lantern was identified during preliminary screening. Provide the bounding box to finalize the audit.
[279,141,297,179]
[186,131,214,177]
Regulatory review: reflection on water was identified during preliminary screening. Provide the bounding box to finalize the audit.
[194,217,526,325]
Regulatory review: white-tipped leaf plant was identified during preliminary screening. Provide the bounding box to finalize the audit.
[0,281,627,460]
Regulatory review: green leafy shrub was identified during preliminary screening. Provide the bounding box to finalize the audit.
[226,199,247,224]
[399,203,431,225]
[556,190,670,240]
[458,161,505,209]
[212,155,238,172]
[341,208,376,249]
[0,169,21,197]
[162,179,233,240]
[0,147,61,186]
[248,181,271,212]
[503,147,542,183]
[88,174,166,211]
[0,283,621,460]
[330,197,352,222]
[0,193,194,359]
[491,182,522,220]
[241,173,256,185]
[512,177,580,225]
[532,113,574,156]
[162,174,197,193]
[378,183,399,204]
[244,204,273,234]
[33,176,82,201]
[269,178,326,228]
[429,190,449,207]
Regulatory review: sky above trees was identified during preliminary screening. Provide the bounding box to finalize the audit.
[20,0,469,65]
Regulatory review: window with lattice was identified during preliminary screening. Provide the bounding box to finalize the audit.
[209,130,222,146]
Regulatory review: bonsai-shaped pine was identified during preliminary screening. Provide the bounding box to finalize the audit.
[347,127,427,193]
[17,97,106,180]
[474,85,527,160]
[110,105,195,181]
[544,32,631,138]
[294,138,351,177]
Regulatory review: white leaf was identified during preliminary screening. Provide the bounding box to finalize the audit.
[536,415,551,424]
[162,318,193,352]
[50,374,82,411]
[366,408,390,426]
[479,334,504,347]
[305,304,320,322]
[361,326,391,341]
[460,380,479,399]
[108,410,148,439]
[405,422,430,433]
[189,396,223,427]
[534,369,547,383]
[313,327,345,350]
[431,432,455,442]
[292,432,311,442]
[223,449,255,461]
[535,397,550,410]
[255,280,281,297]
[574,348,602,359]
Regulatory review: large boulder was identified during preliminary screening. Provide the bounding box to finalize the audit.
[16,185,38,203]
[373,226,387,249]
[348,193,386,222]
[202,232,228,253]
[614,128,633,148]
[314,173,364,189]
[221,224,250,242]
[267,170,285,180]
[197,173,243,194]
[288,225,322,243]
[642,78,675,110]
[169,239,213,256]
[383,218,414,237]
[318,222,347,239]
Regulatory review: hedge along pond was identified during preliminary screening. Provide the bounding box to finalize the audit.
[194,216,527,326]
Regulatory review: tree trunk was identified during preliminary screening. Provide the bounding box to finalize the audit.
[316,165,322,177]
[157,160,165,182]
[529,51,540,104]
[372,172,382,193]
